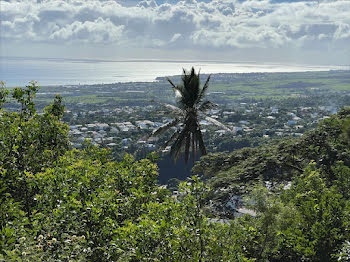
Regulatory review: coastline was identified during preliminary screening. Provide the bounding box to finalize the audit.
[1,57,349,88]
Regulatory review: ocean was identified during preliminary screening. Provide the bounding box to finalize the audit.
[1,56,348,87]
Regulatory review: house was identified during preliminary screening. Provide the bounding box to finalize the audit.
[271,107,278,114]
[137,140,147,147]
[122,138,131,146]
[293,133,303,137]
[162,146,171,153]
[70,129,82,136]
[136,121,148,129]
[124,122,136,130]
[98,130,107,136]
[96,123,109,130]
[77,137,85,143]
[200,120,210,126]
[146,144,156,150]
[209,109,220,115]
[110,127,119,134]
[162,117,173,123]
[147,137,159,143]
[215,130,227,136]
[94,137,102,143]
[233,126,243,133]
[119,126,129,132]
[311,113,318,118]
[104,137,114,142]
[92,131,104,139]
[102,109,110,115]
[87,123,97,130]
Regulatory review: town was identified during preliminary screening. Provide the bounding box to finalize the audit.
[15,70,345,166]
[64,100,341,155]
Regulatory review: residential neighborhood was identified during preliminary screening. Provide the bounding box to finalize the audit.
[65,99,342,157]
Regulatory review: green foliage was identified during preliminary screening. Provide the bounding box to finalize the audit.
[112,176,249,261]
[342,116,350,143]
[194,108,350,261]
[1,83,350,261]
[0,87,250,261]
[0,83,70,261]
[338,241,350,261]
[0,82,9,108]
[194,108,350,202]
[0,83,69,224]
[1,146,252,261]
[238,162,350,261]
[12,81,39,117]
[278,163,348,261]
[44,94,65,119]
[28,150,165,261]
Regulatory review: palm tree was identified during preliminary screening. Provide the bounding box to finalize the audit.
[150,67,231,163]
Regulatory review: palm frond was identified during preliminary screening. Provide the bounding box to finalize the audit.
[161,129,181,150]
[192,131,196,162]
[166,77,176,88]
[183,68,187,76]
[196,129,207,155]
[170,127,188,162]
[179,67,202,108]
[158,102,183,116]
[184,133,191,163]
[148,99,183,116]
[149,118,180,138]
[196,75,211,104]
[170,132,185,158]
[204,115,232,132]
[188,69,200,97]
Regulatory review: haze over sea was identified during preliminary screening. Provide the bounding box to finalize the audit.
[1,56,348,87]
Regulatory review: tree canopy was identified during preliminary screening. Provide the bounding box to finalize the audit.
[1,83,349,261]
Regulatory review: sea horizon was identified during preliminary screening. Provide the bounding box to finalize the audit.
[1,56,349,87]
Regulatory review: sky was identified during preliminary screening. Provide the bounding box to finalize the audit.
[1,0,350,65]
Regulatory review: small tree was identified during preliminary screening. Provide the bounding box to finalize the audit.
[0,82,69,224]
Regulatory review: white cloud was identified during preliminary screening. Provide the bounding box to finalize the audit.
[170,33,182,43]
[1,0,349,62]
[49,17,124,43]
[334,23,350,40]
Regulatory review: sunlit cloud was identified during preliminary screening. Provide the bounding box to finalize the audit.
[1,0,349,63]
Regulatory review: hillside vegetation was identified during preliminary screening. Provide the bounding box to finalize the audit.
[194,108,350,206]
[1,83,350,261]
